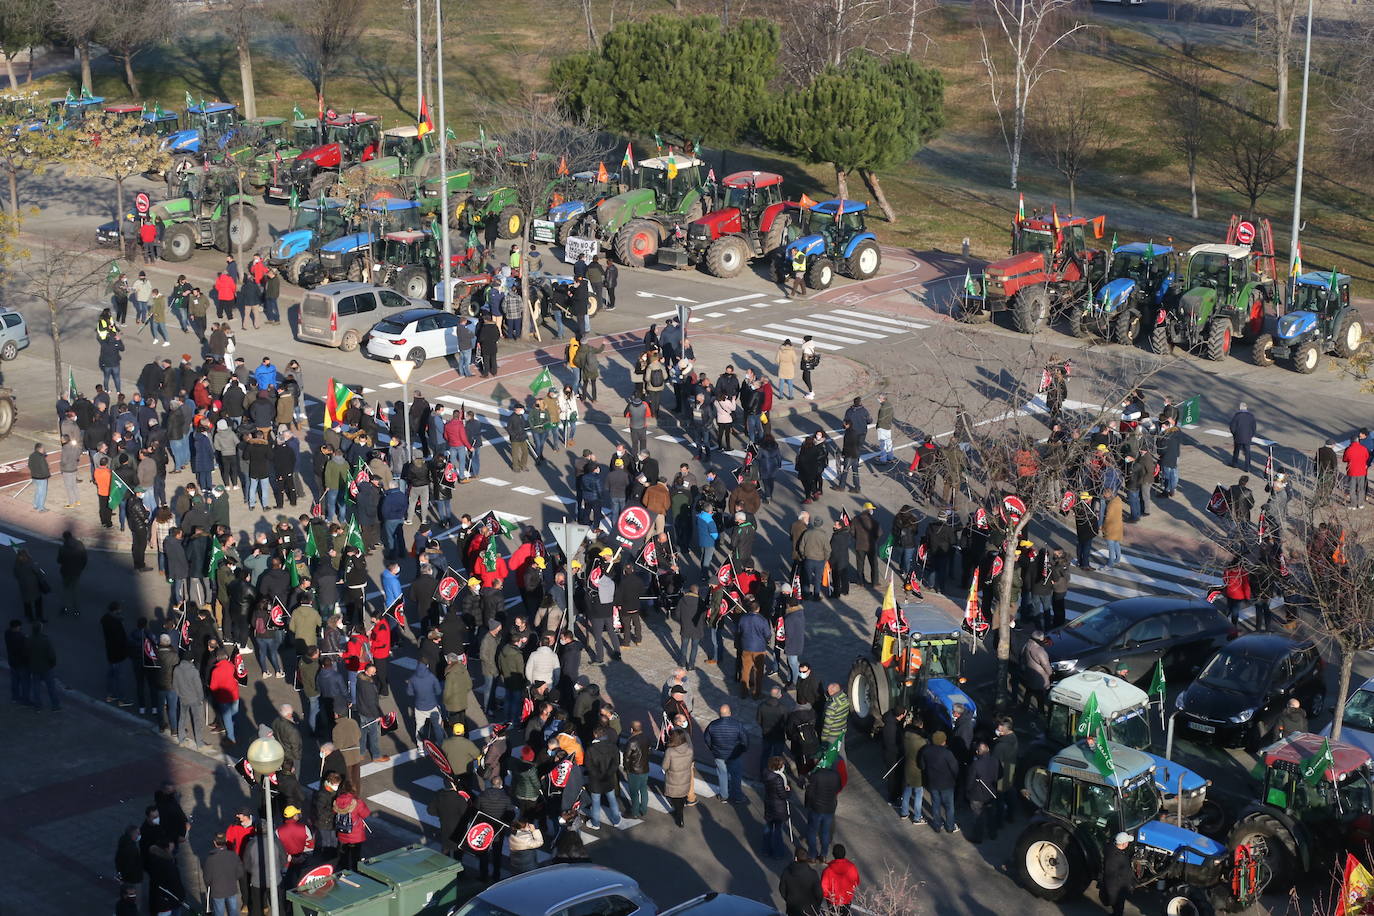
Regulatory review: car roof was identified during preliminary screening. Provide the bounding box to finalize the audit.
[1050,740,1153,788]
[1115,242,1172,256]
[1216,633,1312,660]
[723,170,783,189]
[375,307,438,326]
[812,199,867,215]
[479,864,643,911]
[1084,596,1215,620]
[1262,732,1370,779]
[1295,270,1348,287]
[364,198,419,211]
[638,154,702,170]
[660,893,780,916]
[1051,671,1148,714]
[1187,243,1251,260]
[308,282,384,297]
[190,102,237,114]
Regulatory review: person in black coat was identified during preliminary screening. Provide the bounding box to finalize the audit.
[919,731,961,833]
[778,846,823,916]
[426,785,470,859]
[963,741,1002,843]
[474,778,514,881]
[1101,833,1136,916]
[115,825,144,886]
[762,757,791,858]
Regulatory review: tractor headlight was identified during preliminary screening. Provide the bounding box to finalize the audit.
[1227,708,1255,724]
[1052,659,1078,673]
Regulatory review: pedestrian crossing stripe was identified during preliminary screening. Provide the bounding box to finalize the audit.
[778,317,892,340]
[739,308,930,352]
[1044,547,1231,623]
[741,327,844,350]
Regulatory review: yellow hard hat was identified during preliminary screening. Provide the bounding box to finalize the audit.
[571,559,583,570]
[451,722,466,735]
[468,577,480,587]
[282,805,302,818]
[599,547,613,557]
[534,556,547,569]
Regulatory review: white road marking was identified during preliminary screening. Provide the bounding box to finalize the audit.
[1203,429,1275,447]
[480,477,511,486]
[828,308,930,331]
[545,494,577,505]
[729,307,750,313]
[763,323,866,344]
[369,789,440,827]
[512,485,544,495]
[743,327,843,349]
[780,316,892,339]
[377,381,403,389]
[359,747,423,777]
[705,312,725,318]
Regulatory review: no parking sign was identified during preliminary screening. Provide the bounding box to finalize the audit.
[134,191,150,215]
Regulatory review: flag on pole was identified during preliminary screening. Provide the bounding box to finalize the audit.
[304,524,318,559]
[963,270,978,295]
[1290,243,1303,277]
[595,161,609,185]
[81,86,93,100]
[345,517,365,553]
[1017,192,1025,223]
[816,740,841,770]
[324,379,355,428]
[417,95,433,138]
[799,193,817,208]
[877,533,893,563]
[288,559,300,589]
[445,126,456,141]
[185,90,195,110]
[288,186,299,210]
[530,367,555,395]
[557,155,569,177]
[65,88,76,104]
[317,92,325,121]
[1146,240,1155,261]
[963,568,986,635]
[621,142,633,170]
[1330,267,1341,292]
[1337,853,1374,916]
[1090,725,1116,778]
[1109,231,1117,252]
[293,104,305,121]
[1075,691,1101,739]
[877,580,907,632]
[108,474,132,510]
[208,538,225,583]
[1148,659,1166,701]
[666,157,678,180]
[1051,205,1060,231]
[1301,737,1336,786]
[67,367,78,401]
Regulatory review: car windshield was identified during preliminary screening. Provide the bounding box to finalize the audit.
[294,125,319,148]
[1292,282,1338,315]
[1107,711,1152,750]
[450,899,522,916]
[1120,778,1160,831]
[1197,651,1271,694]
[1016,229,1054,257]
[372,317,411,335]
[1061,604,1128,644]
[1342,689,1374,733]
[1189,253,1235,288]
[919,638,960,678]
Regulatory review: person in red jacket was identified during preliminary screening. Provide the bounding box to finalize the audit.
[1222,560,1252,626]
[276,804,315,887]
[208,651,241,743]
[224,808,254,855]
[820,844,860,913]
[473,550,509,590]
[368,619,392,698]
[1343,430,1370,510]
[332,792,371,869]
[212,271,237,322]
[341,629,371,704]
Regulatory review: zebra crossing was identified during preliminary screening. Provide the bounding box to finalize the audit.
[1061,545,1223,621]
[739,307,928,352]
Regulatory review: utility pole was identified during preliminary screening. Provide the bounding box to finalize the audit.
[414,0,424,118]
[435,0,452,310]
[1287,0,1314,309]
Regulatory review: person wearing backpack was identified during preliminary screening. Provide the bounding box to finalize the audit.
[331,791,371,869]
[642,349,667,418]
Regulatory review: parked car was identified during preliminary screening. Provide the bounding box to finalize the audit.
[1321,675,1374,759]
[1044,596,1234,685]
[660,894,781,916]
[449,864,655,916]
[0,308,29,360]
[1174,634,1326,750]
[364,307,465,367]
[296,281,426,351]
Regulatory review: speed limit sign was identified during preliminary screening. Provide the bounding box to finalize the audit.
[134,191,150,215]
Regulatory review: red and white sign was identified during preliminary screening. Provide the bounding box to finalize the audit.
[297,864,335,891]
[134,191,150,215]
[465,821,496,852]
[424,739,453,775]
[437,575,460,603]
[614,506,652,547]
[1235,221,1256,246]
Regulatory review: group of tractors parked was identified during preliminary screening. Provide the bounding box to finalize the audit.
[844,598,1374,913]
[959,204,1364,374]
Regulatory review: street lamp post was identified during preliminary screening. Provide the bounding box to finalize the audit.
[1288,0,1314,308]
[391,357,415,464]
[247,732,286,916]
[435,0,453,312]
[414,0,424,119]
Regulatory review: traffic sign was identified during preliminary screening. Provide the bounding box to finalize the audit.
[613,506,653,549]
[1235,221,1255,246]
[548,521,592,560]
[134,191,150,215]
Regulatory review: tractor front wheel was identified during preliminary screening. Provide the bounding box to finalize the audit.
[1012,824,1089,902]
[1116,310,1142,345]
[614,220,660,268]
[1066,307,1088,338]
[1149,324,1171,355]
[1335,314,1364,358]
[1294,340,1320,373]
[1228,814,1296,894]
[705,235,749,278]
[498,206,523,240]
[1204,320,1231,361]
[286,252,316,286]
[845,239,881,279]
[1252,333,1275,367]
[162,224,197,262]
[308,172,337,199]
[1012,285,1050,334]
[806,257,835,290]
[845,657,888,736]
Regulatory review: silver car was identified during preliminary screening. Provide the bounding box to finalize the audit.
[450,864,656,916]
[1322,675,1374,758]
[0,308,29,360]
[295,281,425,351]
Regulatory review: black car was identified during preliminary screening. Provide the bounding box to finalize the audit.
[1044,596,1234,685]
[1173,634,1325,750]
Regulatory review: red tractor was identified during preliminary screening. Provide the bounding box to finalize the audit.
[281,112,382,199]
[960,205,1108,334]
[658,171,799,278]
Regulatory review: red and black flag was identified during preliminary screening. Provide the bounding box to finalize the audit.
[716,561,736,589]
[379,710,399,734]
[641,539,658,568]
[424,739,454,777]
[437,568,463,604]
[1001,495,1027,526]
[839,508,852,528]
[384,594,408,628]
[443,461,458,484]
[1257,511,1271,539]
[1277,549,1291,578]
[462,814,508,853]
[269,597,291,629]
[1206,485,1229,518]
[905,570,923,597]
[143,635,159,667]
[973,507,990,531]
[233,650,248,684]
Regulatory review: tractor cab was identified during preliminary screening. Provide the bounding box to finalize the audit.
[375,230,437,266]
[1012,214,1101,266]
[291,118,323,150]
[1024,741,1165,843]
[141,109,180,136]
[1044,672,1212,824]
[799,199,869,251]
[103,104,144,122]
[1252,733,1373,826]
[359,197,423,234]
[378,125,432,173]
[1183,244,1251,297]
[718,170,784,226]
[164,102,239,154]
[848,602,976,735]
[323,112,380,157]
[1079,243,1177,342]
[286,196,349,236]
[1290,271,1351,320]
[243,116,287,144]
[269,197,349,281]
[633,154,704,211]
[1107,243,1176,290]
[49,95,105,127]
[543,170,620,242]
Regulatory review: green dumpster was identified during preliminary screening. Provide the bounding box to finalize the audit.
[286,870,394,916]
[359,844,465,915]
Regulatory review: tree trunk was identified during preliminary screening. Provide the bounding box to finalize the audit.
[1275,41,1289,130]
[581,0,599,49]
[834,165,849,200]
[1333,650,1354,741]
[7,171,17,214]
[1188,159,1198,219]
[49,303,63,401]
[115,176,125,226]
[1010,105,1024,190]
[1068,176,1076,212]
[993,531,1018,709]
[79,42,92,93]
[123,55,139,97]
[238,40,257,120]
[4,57,16,91]
[859,168,895,222]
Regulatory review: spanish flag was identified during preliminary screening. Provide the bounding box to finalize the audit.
[324,378,355,429]
[417,95,433,139]
[877,579,899,630]
[1337,853,1373,916]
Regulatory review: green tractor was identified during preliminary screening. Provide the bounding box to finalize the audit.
[367,229,455,300]
[593,154,706,267]
[153,170,261,262]
[256,118,323,197]
[1253,271,1363,373]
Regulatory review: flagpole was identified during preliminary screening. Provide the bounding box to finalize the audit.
[1287,0,1314,313]
[434,0,452,312]
[414,0,424,119]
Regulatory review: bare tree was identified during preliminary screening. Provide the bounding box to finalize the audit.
[1204,93,1294,217]
[96,0,181,97]
[1026,83,1111,212]
[52,0,108,92]
[1157,56,1210,220]
[852,863,925,916]
[1236,0,1302,130]
[213,0,261,119]
[779,0,934,86]
[67,113,172,222]
[357,33,417,121]
[279,0,372,102]
[975,0,1090,189]
[9,239,109,400]
[1328,8,1374,168]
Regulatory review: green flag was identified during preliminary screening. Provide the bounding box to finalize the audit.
[288,557,300,589]
[816,739,841,770]
[293,105,305,121]
[963,270,978,295]
[1148,659,1166,700]
[530,367,555,395]
[1090,726,1116,778]
[346,517,365,553]
[496,516,519,538]
[289,186,299,210]
[1301,737,1336,786]
[108,474,132,510]
[479,125,487,147]
[1109,231,1117,252]
[67,368,77,401]
[1330,268,1340,293]
[877,534,894,563]
[481,536,499,569]
[1146,240,1155,261]
[446,126,456,141]
[185,90,194,110]
[65,88,75,104]
[1076,691,1101,739]
[304,524,318,559]
[207,538,224,582]
[80,86,93,100]
[653,132,663,151]
[467,226,480,250]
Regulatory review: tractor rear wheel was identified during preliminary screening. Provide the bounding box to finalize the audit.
[845,239,881,279]
[308,172,337,198]
[0,394,14,439]
[1294,340,1320,373]
[705,235,749,278]
[1012,285,1050,334]
[1012,824,1089,901]
[614,220,660,268]
[215,205,260,253]
[345,258,365,283]
[286,252,316,286]
[1228,813,1296,894]
[1149,324,1171,355]
[1335,314,1364,357]
[498,206,523,239]
[806,257,835,290]
[163,224,197,262]
[762,212,792,258]
[1066,307,1088,338]
[845,657,888,736]
[1252,333,1275,367]
[1115,310,1141,345]
[1204,320,1231,361]
[395,266,430,300]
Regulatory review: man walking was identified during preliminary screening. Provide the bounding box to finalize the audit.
[1343,430,1369,510]
[28,443,50,512]
[704,704,749,804]
[1229,402,1257,472]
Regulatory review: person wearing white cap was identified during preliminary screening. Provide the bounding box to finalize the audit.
[1101,832,1135,916]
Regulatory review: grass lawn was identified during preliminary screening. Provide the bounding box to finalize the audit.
[31,0,1374,292]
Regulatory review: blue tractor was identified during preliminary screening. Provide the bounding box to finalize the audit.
[1014,740,1263,910]
[1068,242,1177,344]
[303,198,422,288]
[1252,271,1363,373]
[268,197,349,284]
[140,109,181,137]
[780,199,881,290]
[541,170,619,247]
[846,602,976,737]
[162,102,241,168]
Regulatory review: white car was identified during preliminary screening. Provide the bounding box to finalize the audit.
[1321,675,1374,758]
[363,307,466,367]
